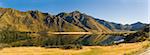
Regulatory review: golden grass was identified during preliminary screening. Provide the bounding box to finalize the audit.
[0,41,149,55]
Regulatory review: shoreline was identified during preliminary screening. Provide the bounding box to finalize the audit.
[0,41,149,55]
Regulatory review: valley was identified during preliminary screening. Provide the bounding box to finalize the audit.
[0,8,149,55]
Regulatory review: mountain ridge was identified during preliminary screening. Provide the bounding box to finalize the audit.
[0,8,112,32]
[95,18,148,31]
[0,8,147,32]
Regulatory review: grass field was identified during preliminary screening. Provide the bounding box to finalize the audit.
[0,41,149,55]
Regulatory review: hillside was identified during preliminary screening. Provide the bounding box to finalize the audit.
[0,8,147,32]
[0,8,111,33]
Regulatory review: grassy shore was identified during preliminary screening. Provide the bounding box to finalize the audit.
[0,41,149,55]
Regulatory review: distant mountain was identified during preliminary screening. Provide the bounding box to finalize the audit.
[95,18,148,31]
[0,8,111,32]
[130,22,147,31]
[95,19,125,31]
[124,24,150,43]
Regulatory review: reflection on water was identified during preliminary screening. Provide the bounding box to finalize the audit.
[0,33,125,46]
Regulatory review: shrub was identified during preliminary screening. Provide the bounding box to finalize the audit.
[61,44,82,50]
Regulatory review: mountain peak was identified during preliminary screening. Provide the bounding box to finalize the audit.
[56,12,68,17]
[131,22,143,25]
[136,22,142,24]
[70,11,82,15]
[71,10,81,13]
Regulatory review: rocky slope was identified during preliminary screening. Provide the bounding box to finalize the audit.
[0,8,147,32]
[0,8,111,32]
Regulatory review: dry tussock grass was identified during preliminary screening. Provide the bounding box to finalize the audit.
[0,41,149,55]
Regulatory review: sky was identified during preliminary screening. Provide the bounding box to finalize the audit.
[0,0,149,24]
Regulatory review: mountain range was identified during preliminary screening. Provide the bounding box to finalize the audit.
[95,19,148,31]
[0,8,148,32]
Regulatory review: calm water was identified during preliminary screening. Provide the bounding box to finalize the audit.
[0,34,125,46]
[31,34,125,45]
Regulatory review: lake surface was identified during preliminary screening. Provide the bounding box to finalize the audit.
[30,34,125,45]
[0,34,125,46]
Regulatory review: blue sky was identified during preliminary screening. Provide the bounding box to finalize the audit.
[0,0,149,24]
